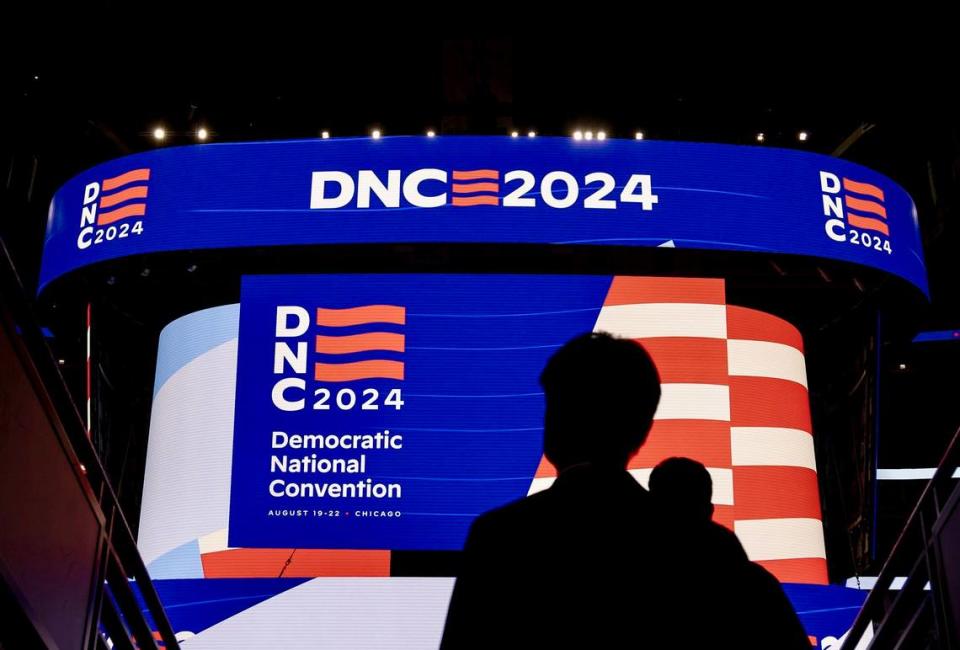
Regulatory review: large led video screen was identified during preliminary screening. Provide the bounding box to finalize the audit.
[139,274,863,647]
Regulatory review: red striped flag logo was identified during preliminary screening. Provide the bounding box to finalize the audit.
[313,306,405,382]
[97,168,151,225]
[451,169,500,207]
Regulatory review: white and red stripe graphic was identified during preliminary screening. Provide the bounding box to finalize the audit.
[314,306,406,382]
[528,277,828,585]
[97,168,150,225]
[450,170,500,207]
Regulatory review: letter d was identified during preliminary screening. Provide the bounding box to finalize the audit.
[276,306,310,337]
[820,171,841,194]
[310,172,355,209]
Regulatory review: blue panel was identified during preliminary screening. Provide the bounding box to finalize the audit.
[913,329,960,343]
[40,137,927,296]
[153,304,240,397]
[229,274,611,550]
[147,539,204,580]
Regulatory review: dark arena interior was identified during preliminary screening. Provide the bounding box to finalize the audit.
[2,17,959,649]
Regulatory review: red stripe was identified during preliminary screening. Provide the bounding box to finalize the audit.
[726,306,804,352]
[847,212,890,236]
[200,549,390,578]
[314,360,404,382]
[603,276,726,306]
[452,169,499,180]
[96,203,146,225]
[755,558,828,585]
[712,504,736,529]
[732,466,822,520]
[101,168,151,191]
[99,185,148,208]
[630,420,732,468]
[452,195,499,206]
[315,332,405,354]
[844,195,886,219]
[842,178,885,202]
[534,455,557,478]
[316,305,405,327]
[637,337,729,384]
[451,182,499,194]
[729,377,811,432]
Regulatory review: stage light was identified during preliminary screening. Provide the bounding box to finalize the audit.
[371,129,381,139]
[635,131,644,140]
[584,131,594,140]
[511,131,519,138]
[756,132,765,143]
[427,130,436,137]
[798,131,809,142]
[528,131,536,138]
[321,131,330,139]
[898,363,907,370]
[186,264,198,273]
[597,131,607,140]
[196,127,209,142]
[573,131,583,140]
[152,127,166,142]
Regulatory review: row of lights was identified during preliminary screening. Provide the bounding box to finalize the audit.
[152,126,209,142]
[151,125,811,144]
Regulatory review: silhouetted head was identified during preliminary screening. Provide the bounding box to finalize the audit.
[649,457,714,521]
[539,332,661,471]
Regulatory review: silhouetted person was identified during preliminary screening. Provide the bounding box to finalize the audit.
[649,456,749,565]
[442,332,673,648]
[650,457,812,649]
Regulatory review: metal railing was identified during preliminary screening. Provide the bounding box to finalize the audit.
[841,425,960,649]
[0,241,179,650]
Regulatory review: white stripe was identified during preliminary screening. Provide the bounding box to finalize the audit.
[734,518,826,561]
[594,303,727,340]
[844,576,930,591]
[198,528,232,555]
[727,339,808,387]
[876,467,960,480]
[654,383,730,421]
[527,476,553,496]
[730,427,817,470]
[527,467,734,505]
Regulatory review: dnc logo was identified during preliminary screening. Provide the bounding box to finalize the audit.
[270,304,406,413]
[77,168,150,250]
[310,168,659,211]
[820,171,892,255]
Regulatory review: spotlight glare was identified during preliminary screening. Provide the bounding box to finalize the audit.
[597,131,607,140]
[427,130,436,137]
[371,129,381,139]
[756,132,765,143]
[584,131,594,140]
[635,131,645,140]
[196,127,209,141]
[511,131,519,138]
[573,131,583,140]
[152,127,166,142]
[321,130,330,139]
[798,131,809,141]
[528,130,536,138]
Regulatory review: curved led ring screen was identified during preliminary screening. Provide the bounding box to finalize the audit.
[42,137,926,295]
[140,274,828,647]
